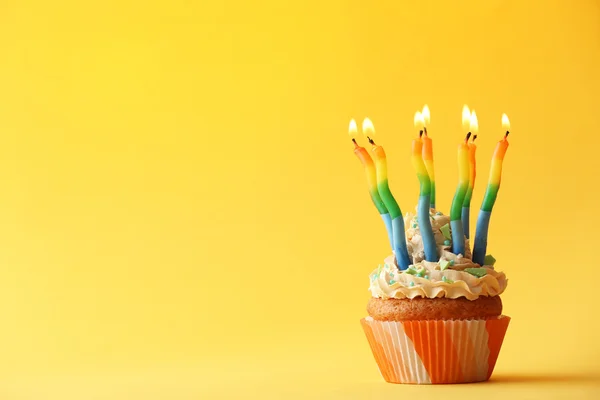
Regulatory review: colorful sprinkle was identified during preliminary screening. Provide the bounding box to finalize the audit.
[412,224,417,228]
[409,281,415,287]
[449,260,455,266]
[389,280,396,285]
[484,254,497,266]
[439,260,450,270]
[464,267,488,278]
[443,239,450,246]
[442,276,454,284]
[424,275,429,280]
[436,212,442,216]
[440,223,451,240]
[416,269,425,277]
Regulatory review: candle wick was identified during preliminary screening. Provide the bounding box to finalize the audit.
[472,134,477,142]
[466,132,472,142]
[367,136,376,145]
[352,138,358,147]
[505,131,510,138]
[423,127,428,136]
[419,130,424,138]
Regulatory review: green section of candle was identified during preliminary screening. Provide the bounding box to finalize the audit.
[481,183,500,212]
[377,179,401,219]
[463,186,473,206]
[416,173,431,196]
[450,182,468,220]
[368,187,388,214]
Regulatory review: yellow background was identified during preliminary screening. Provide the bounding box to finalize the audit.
[0,0,598,398]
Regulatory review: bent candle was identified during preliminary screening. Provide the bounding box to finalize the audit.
[411,113,438,262]
[450,133,471,256]
[462,111,478,239]
[364,120,411,270]
[421,105,436,209]
[350,120,395,250]
[473,114,511,265]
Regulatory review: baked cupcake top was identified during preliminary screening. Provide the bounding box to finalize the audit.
[369,208,508,301]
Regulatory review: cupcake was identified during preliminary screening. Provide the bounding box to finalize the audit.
[361,209,510,384]
[351,110,512,384]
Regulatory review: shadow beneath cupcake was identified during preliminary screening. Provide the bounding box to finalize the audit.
[487,373,600,385]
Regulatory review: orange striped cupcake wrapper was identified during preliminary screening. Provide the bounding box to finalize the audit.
[361,315,510,384]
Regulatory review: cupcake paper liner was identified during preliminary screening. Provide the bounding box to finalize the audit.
[361,315,510,384]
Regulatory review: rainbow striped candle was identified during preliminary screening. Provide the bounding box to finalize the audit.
[473,114,511,265]
[450,132,471,256]
[461,111,478,239]
[411,112,438,262]
[421,105,436,209]
[350,120,395,250]
[364,119,411,270]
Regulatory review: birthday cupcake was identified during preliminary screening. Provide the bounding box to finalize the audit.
[362,209,510,384]
[354,109,511,385]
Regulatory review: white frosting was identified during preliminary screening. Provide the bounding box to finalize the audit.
[369,208,508,300]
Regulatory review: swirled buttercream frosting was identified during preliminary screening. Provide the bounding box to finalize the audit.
[369,208,508,300]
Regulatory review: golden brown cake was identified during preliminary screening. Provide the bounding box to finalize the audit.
[367,295,502,321]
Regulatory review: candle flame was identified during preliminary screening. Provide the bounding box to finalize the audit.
[362,118,375,137]
[414,111,425,130]
[469,111,479,134]
[502,113,510,132]
[462,105,471,132]
[348,119,358,136]
[422,105,430,126]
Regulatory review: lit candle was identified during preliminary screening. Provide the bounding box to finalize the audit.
[461,110,478,239]
[473,114,511,265]
[364,119,411,270]
[450,131,471,256]
[412,112,438,262]
[349,119,395,250]
[421,105,436,209]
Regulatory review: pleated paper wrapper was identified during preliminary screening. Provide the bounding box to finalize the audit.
[361,316,510,384]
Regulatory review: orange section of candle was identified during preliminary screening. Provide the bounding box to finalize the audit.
[422,135,434,161]
[411,139,429,180]
[422,134,436,207]
[457,142,470,186]
[353,142,389,215]
[489,136,509,186]
[468,142,477,189]
[462,140,477,208]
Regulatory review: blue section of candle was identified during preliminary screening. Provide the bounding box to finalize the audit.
[461,206,470,239]
[380,213,394,250]
[391,216,411,270]
[450,220,465,256]
[472,210,491,265]
[418,195,438,262]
